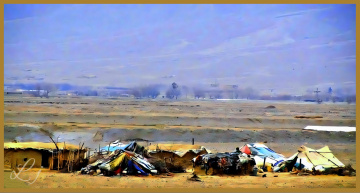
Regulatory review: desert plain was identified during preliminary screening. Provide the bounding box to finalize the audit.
[3,95,356,189]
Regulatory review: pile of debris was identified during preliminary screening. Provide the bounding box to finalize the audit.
[240,143,285,171]
[192,151,256,175]
[147,144,209,173]
[80,149,157,176]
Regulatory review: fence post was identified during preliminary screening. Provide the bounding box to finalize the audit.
[263,157,266,170]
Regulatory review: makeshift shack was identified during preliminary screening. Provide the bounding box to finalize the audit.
[275,145,345,173]
[100,140,145,155]
[147,144,209,169]
[192,152,256,175]
[88,141,146,164]
[4,142,88,172]
[81,149,157,176]
[240,143,285,170]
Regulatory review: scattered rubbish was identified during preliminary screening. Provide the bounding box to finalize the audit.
[297,172,310,176]
[252,166,258,176]
[262,174,267,178]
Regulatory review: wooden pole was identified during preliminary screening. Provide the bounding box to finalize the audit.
[192,138,194,145]
[299,159,302,170]
[80,142,84,150]
[51,151,53,170]
[263,157,266,170]
[78,143,81,165]
[57,151,60,171]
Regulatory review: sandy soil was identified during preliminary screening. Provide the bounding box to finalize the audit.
[3,170,356,189]
[3,95,357,189]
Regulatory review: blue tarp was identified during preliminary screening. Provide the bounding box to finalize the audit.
[100,141,136,152]
[255,147,283,160]
[246,144,285,166]
[127,160,148,176]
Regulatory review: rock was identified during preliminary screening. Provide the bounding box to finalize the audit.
[297,172,310,176]
[265,105,276,109]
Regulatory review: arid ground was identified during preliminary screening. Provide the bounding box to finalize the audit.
[3,95,356,188]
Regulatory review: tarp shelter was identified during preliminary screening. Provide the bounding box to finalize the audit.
[81,149,156,176]
[4,142,87,171]
[147,144,209,169]
[100,141,145,156]
[240,143,285,168]
[275,145,345,172]
[147,144,209,157]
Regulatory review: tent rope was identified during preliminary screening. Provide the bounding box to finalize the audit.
[313,150,339,167]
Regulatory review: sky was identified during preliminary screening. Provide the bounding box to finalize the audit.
[4,4,356,95]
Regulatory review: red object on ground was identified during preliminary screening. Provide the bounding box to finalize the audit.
[114,167,122,175]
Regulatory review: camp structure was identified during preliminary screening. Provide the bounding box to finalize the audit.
[274,145,345,173]
[88,141,146,164]
[147,144,209,170]
[81,149,157,176]
[192,152,256,176]
[240,143,285,170]
[4,142,88,172]
[99,140,145,155]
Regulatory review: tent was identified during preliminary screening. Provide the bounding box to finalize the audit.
[81,149,156,176]
[147,144,209,157]
[275,145,345,172]
[240,143,285,168]
[147,144,209,169]
[100,141,145,155]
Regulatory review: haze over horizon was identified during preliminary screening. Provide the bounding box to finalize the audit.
[4,4,356,95]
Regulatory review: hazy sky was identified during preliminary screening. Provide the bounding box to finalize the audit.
[4,4,356,94]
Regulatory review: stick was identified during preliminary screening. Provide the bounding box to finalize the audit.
[80,142,85,150]
[263,157,266,170]
[48,136,59,151]
[108,142,111,154]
